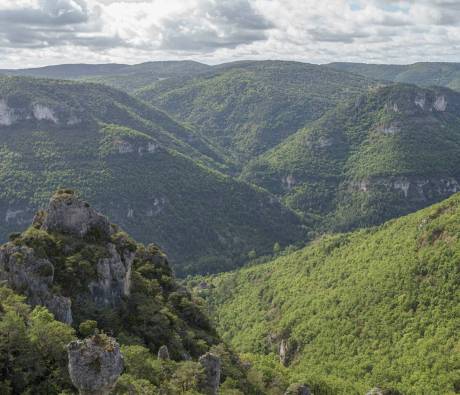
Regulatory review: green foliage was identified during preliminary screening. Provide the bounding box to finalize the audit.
[243,83,460,235]
[137,60,372,161]
[204,194,460,394]
[117,343,265,394]
[0,286,76,394]
[78,320,98,337]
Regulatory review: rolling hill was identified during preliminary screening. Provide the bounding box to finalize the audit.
[136,60,373,161]
[242,83,460,233]
[0,60,212,93]
[199,193,460,394]
[0,76,306,276]
[328,62,460,92]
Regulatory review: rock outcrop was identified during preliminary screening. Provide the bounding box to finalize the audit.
[67,334,123,395]
[41,190,112,238]
[198,352,221,395]
[0,189,134,323]
[0,244,73,324]
[157,345,170,360]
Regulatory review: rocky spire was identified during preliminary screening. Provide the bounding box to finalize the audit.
[157,345,170,360]
[67,334,124,395]
[198,352,221,395]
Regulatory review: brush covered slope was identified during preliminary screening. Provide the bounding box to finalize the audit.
[328,62,460,92]
[137,60,372,161]
[200,193,460,394]
[0,76,306,276]
[243,83,460,233]
[0,190,262,394]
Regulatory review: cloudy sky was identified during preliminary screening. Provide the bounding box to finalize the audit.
[1,0,460,68]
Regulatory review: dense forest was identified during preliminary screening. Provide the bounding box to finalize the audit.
[194,193,460,394]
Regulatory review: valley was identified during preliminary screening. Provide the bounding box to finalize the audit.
[1,59,459,394]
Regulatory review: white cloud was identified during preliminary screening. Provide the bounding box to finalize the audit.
[1,0,460,67]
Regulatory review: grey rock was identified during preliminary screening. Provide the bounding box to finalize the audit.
[41,190,111,239]
[0,244,73,324]
[67,335,123,395]
[365,389,400,395]
[88,243,134,308]
[284,383,311,395]
[157,345,170,360]
[198,352,221,395]
[279,339,291,366]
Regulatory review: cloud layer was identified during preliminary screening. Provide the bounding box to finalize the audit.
[1,0,460,67]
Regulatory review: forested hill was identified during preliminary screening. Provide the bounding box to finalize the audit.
[0,76,306,276]
[328,62,460,92]
[242,83,460,234]
[198,192,460,394]
[0,60,212,93]
[136,60,374,161]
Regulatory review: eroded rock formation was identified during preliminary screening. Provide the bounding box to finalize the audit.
[0,190,134,323]
[198,352,221,395]
[67,334,123,395]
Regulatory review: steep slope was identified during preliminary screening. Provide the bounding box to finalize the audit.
[328,62,460,92]
[136,60,373,161]
[200,193,460,394]
[0,61,212,93]
[243,83,460,233]
[0,76,225,167]
[0,76,306,276]
[0,190,260,394]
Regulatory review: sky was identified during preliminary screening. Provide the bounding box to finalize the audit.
[1,0,460,68]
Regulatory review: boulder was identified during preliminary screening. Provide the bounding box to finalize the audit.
[67,334,123,395]
[198,352,221,395]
